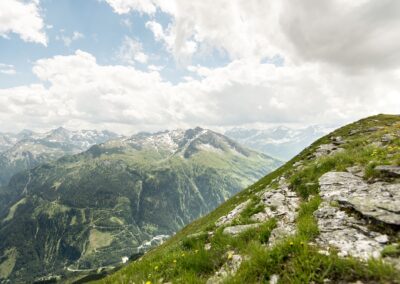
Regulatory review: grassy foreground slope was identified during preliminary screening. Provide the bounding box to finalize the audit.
[99,114,400,284]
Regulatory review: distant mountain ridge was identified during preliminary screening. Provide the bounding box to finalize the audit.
[0,127,119,185]
[225,125,331,160]
[0,127,281,283]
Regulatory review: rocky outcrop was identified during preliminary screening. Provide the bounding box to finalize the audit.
[315,171,399,260]
[319,171,400,226]
[254,179,300,246]
[314,202,388,259]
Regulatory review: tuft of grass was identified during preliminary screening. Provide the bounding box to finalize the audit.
[382,244,400,258]
[297,196,321,239]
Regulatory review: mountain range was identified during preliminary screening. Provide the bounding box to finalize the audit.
[0,127,119,186]
[0,127,280,283]
[225,125,331,160]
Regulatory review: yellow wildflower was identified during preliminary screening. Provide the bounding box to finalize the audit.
[146,281,152,284]
[154,265,159,271]
[173,259,177,263]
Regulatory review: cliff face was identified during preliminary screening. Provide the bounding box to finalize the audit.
[100,114,400,284]
[0,128,280,283]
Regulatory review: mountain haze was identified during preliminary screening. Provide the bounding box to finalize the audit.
[226,126,329,160]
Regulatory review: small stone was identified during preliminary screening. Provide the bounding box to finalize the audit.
[349,129,360,135]
[293,161,303,168]
[314,144,344,158]
[374,235,389,244]
[366,127,383,132]
[204,243,212,250]
[222,223,261,236]
[331,136,345,145]
[381,134,394,143]
[270,274,279,284]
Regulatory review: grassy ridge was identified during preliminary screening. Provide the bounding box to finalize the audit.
[99,114,400,284]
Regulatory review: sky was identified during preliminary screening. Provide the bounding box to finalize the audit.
[0,0,399,134]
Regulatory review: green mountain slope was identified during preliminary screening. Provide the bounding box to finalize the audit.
[99,114,400,284]
[0,127,280,283]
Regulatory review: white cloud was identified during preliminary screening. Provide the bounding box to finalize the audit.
[0,0,47,45]
[1,1,399,133]
[0,63,16,75]
[120,18,132,29]
[104,0,157,14]
[0,51,399,134]
[116,36,148,64]
[106,0,400,71]
[56,31,84,47]
[104,0,176,15]
[145,20,197,63]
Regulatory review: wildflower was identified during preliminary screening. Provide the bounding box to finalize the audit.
[227,251,234,260]
[146,281,152,284]
[173,259,177,264]
[300,241,304,246]
[154,265,159,271]
[289,242,294,246]
[195,249,199,253]
[181,253,185,257]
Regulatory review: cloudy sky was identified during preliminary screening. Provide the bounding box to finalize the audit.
[0,0,399,134]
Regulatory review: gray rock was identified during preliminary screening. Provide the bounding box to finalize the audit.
[222,223,261,236]
[346,166,365,177]
[314,144,345,158]
[206,251,242,283]
[268,223,297,246]
[374,165,400,178]
[216,199,251,227]
[349,129,360,136]
[331,136,345,145]
[319,171,400,226]
[381,134,394,143]
[315,171,400,261]
[293,161,303,168]
[366,126,384,132]
[314,202,387,260]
